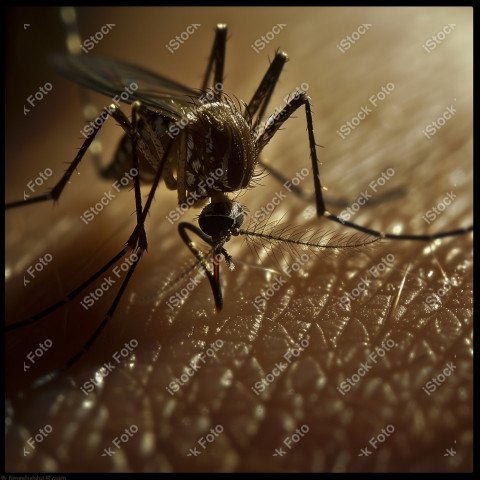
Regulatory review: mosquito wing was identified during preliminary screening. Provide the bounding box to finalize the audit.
[50,53,201,120]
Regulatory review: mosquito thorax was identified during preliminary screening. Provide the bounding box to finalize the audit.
[198,199,244,243]
[184,101,256,195]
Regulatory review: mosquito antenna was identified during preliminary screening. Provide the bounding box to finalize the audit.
[238,218,382,257]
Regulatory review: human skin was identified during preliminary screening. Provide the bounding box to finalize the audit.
[5,7,472,472]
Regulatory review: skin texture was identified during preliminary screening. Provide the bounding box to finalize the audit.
[5,6,472,472]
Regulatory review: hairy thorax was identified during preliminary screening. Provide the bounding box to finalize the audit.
[110,101,257,206]
[181,101,257,200]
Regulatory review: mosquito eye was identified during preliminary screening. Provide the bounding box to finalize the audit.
[199,214,234,238]
[233,212,244,229]
[198,200,245,239]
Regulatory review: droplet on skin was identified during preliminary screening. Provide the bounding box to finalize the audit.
[392,223,403,235]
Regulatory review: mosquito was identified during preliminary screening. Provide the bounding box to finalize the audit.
[5,13,473,380]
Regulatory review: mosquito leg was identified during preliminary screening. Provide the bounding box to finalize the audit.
[257,92,326,215]
[201,23,227,97]
[128,145,174,252]
[61,247,144,371]
[5,105,131,210]
[131,101,148,250]
[257,92,474,241]
[5,247,130,332]
[30,247,145,387]
[258,158,406,208]
[178,222,223,311]
[60,6,105,176]
[247,51,288,127]
[7,115,173,333]
[32,134,175,374]
[8,145,172,388]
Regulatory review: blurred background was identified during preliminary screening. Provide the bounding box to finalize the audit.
[5,6,473,472]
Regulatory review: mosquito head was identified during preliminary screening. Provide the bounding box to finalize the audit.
[198,199,244,244]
